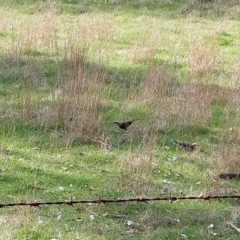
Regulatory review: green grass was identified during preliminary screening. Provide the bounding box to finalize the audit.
[1,0,240,239]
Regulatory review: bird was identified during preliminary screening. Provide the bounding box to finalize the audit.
[113,119,138,131]
[218,173,240,180]
[159,131,198,152]
[172,140,197,152]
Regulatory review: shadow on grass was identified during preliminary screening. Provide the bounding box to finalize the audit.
[0,45,234,151]
[0,152,108,202]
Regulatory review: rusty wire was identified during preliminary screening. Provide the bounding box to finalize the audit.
[0,194,240,209]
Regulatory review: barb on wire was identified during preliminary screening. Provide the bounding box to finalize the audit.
[0,194,240,209]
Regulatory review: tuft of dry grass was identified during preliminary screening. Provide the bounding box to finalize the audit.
[139,62,236,130]
[23,61,47,88]
[0,8,16,34]
[61,69,106,146]
[212,144,240,174]
[188,43,219,78]
[74,14,117,43]
[140,66,173,103]
[19,10,58,51]
[36,78,106,147]
[232,58,240,88]
[129,29,161,63]
[0,208,32,240]
[129,45,156,64]
[141,63,234,129]
[207,177,239,195]
[149,83,213,129]
[22,43,108,147]
[221,127,240,145]
[117,154,155,195]
[114,136,157,195]
[207,141,240,195]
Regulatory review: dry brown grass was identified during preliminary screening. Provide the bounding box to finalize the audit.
[15,41,107,147]
[129,29,160,63]
[189,0,212,4]
[0,8,16,34]
[17,3,59,52]
[74,13,117,43]
[139,63,236,129]
[207,140,240,195]
[23,61,47,88]
[221,127,240,144]
[37,72,106,147]
[207,177,239,195]
[213,145,240,174]
[0,6,116,147]
[144,82,217,129]
[0,208,32,240]
[188,43,220,78]
[115,136,157,195]
[129,45,156,64]
[117,155,155,195]
[62,68,106,146]
[140,66,173,103]
[140,60,238,130]
[20,13,57,50]
[232,58,240,88]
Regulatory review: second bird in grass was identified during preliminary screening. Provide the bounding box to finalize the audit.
[172,140,197,152]
[113,119,138,131]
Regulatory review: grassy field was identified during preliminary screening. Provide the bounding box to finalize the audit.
[1,0,240,239]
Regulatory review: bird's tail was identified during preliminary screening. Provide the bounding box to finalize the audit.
[133,119,139,122]
[130,119,139,124]
[170,139,180,146]
[159,130,176,143]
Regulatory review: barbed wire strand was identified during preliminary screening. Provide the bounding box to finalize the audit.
[1,194,240,209]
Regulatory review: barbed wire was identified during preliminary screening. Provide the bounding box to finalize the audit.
[1,194,240,209]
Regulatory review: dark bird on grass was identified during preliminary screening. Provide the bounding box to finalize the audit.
[113,119,138,131]
[159,131,198,152]
[172,140,197,152]
[218,173,240,180]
